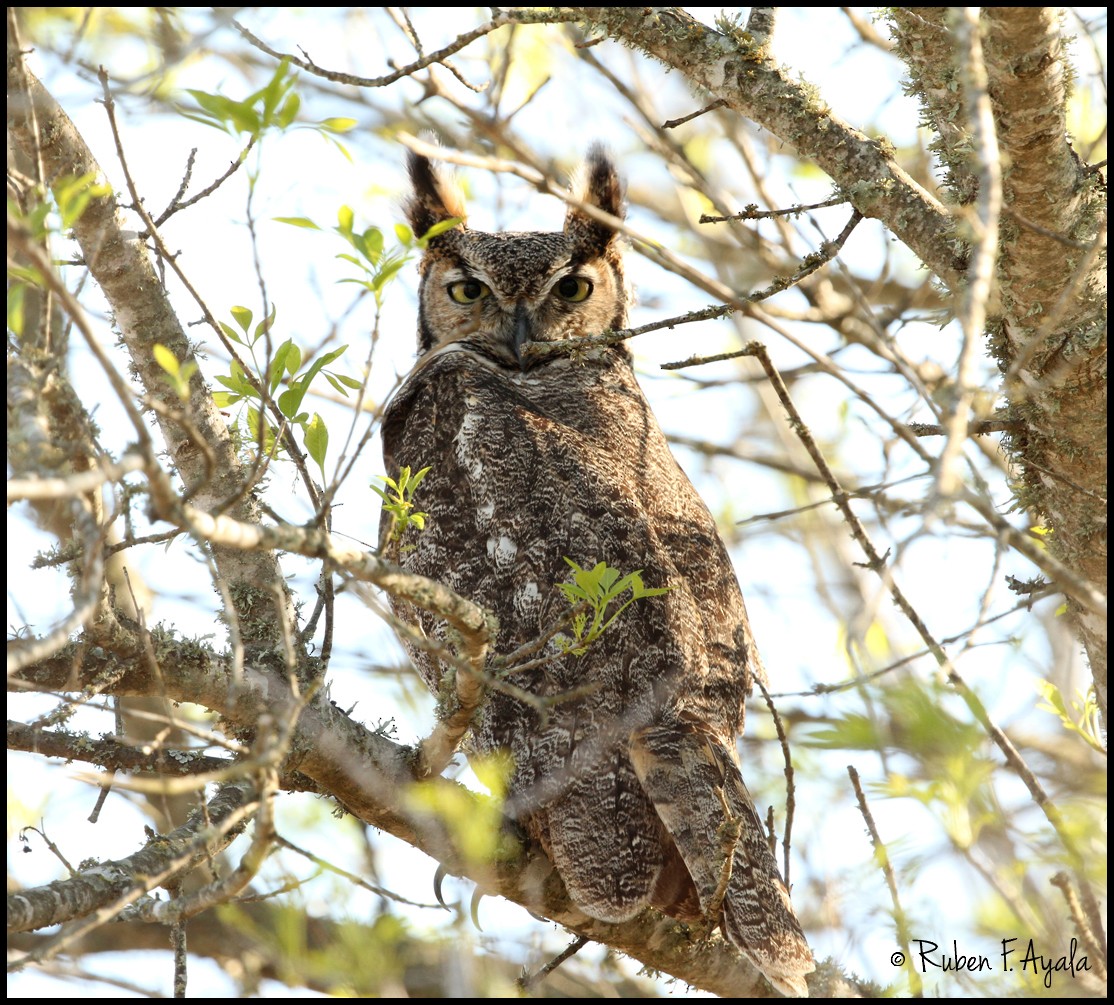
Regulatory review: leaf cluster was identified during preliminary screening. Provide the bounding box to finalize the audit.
[212,305,358,476]
[373,465,431,545]
[276,208,460,308]
[555,559,672,657]
[179,58,356,149]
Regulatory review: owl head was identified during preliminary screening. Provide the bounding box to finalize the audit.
[405,147,629,370]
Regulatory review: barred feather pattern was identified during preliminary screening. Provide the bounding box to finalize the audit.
[380,149,815,997]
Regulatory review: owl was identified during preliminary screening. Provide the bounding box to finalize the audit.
[380,148,815,997]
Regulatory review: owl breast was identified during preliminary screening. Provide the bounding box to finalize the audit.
[382,346,752,789]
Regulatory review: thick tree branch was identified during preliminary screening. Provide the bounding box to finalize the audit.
[9,642,862,997]
[8,777,258,940]
[981,7,1108,718]
[507,6,964,288]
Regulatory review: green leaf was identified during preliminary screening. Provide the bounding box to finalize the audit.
[229,358,254,394]
[7,265,46,289]
[227,100,261,135]
[364,227,384,262]
[555,559,671,655]
[185,89,236,122]
[253,304,278,343]
[230,305,253,333]
[274,216,321,230]
[319,117,357,134]
[277,383,303,420]
[7,283,25,337]
[375,464,432,544]
[25,201,52,240]
[337,205,355,237]
[285,342,303,376]
[219,320,245,345]
[419,216,464,244]
[176,110,231,132]
[315,345,348,368]
[214,365,256,396]
[372,259,407,293]
[269,339,296,394]
[259,59,295,121]
[52,173,111,230]
[304,412,328,474]
[325,135,354,164]
[153,345,194,400]
[277,91,300,129]
[153,343,180,376]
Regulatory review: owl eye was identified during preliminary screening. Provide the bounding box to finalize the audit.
[448,279,491,304]
[555,276,593,302]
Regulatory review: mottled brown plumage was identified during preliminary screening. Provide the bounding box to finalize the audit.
[381,148,815,996]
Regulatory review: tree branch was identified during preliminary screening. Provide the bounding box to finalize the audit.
[506,7,964,288]
[9,640,862,997]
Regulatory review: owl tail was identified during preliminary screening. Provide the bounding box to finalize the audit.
[630,722,815,998]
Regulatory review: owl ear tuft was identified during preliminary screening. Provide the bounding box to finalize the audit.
[406,150,467,241]
[564,145,625,255]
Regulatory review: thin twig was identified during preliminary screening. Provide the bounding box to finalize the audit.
[904,419,1017,437]
[734,473,930,528]
[516,935,590,992]
[7,780,260,967]
[1004,206,1095,251]
[700,194,848,223]
[848,765,922,997]
[20,823,78,876]
[840,7,894,50]
[527,304,734,359]
[661,99,726,129]
[151,137,256,228]
[1050,873,1109,980]
[170,902,187,998]
[754,679,797,887]
[276,834,445,910]
[231,13,553,88]
[530,209,862,362]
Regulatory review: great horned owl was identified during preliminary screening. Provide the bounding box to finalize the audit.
[381,148,815,997]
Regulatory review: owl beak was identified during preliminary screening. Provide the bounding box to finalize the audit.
[511,303,532,372]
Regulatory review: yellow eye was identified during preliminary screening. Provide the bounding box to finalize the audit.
[555,276,593,302]
[448,279,491,304]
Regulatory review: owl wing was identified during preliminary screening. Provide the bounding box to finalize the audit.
[631,719,814,998]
